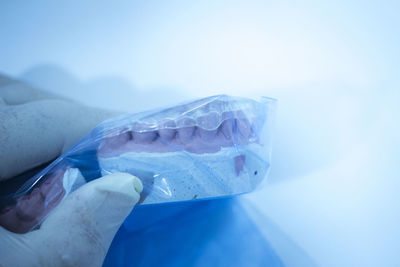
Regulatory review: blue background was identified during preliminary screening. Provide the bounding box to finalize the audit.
[0,1,399,266]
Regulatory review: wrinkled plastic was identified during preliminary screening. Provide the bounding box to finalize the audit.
[0,95,276,233]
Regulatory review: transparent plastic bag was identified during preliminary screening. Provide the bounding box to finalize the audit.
[0,95,276,233]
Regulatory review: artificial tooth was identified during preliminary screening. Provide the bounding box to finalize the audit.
[158,119,177,141]
[197,128,217,142]
[132,122,158,144]
[219,119,235,140]
[177,118,196,143]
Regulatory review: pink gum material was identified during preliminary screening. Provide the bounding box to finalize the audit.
[98,113,256,157]
[0,168,67,233]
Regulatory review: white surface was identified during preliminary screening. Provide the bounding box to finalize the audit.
[99,143,267,204]
[1,1,399,265]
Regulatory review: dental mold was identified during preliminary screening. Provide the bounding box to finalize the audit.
[0,95,276,233]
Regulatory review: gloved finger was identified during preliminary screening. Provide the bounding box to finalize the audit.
[0,226,42,267]
[0,99,119,180]
[0,74,66,105]
[0,173,142,267]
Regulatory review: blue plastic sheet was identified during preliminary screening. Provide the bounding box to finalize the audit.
[104,198,284,267]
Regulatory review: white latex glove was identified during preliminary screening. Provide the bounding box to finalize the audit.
[0,74,142,266]
[0,74,120,180]
[0,172,142,266]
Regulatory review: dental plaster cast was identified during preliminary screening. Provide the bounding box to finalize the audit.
[0,94,275,234]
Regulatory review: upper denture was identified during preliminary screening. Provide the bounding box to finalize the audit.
[99,108,257,156]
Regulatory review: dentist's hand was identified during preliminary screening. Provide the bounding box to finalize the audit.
[0,173,142,267]
[0,74,119,180]
[0,75,142,266]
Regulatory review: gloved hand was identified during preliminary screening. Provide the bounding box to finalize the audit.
[0,75,142,266]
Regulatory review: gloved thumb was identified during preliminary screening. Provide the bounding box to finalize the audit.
[0,172,142,267]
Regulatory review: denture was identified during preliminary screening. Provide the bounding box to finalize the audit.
[97,95,275,204]
[97,112,254,155]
